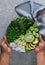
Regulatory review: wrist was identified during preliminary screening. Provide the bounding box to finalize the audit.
[36,51,45,65]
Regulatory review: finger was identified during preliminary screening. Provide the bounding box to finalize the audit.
[2,35,6,43]
[1,43,11,54]
[1,35,7,46]
[0,44,1,47]
[1,41,6,47]
[38,42,45,50]
[1,43,8,53]
[7,47,11,54]
[1,41,5,47]
[0,54,1,59]
[35,46,40,53]
[0,35,6,47]
[35,42,44,53]
[1,42,10,51]
[39,35,44,43]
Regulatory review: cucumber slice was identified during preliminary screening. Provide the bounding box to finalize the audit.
[33,39,39,45]
[25,34,34,42]
[30,45,35,50]
[28,44,31,48]
[30,43,36,47]
[25,44,31,52]
[25,46,30,51]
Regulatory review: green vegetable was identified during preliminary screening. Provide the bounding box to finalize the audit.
[33,24,37,28]
[25,33,34,42]
[25,44,31,52]
[33,39,39,45]
[34,28,39,32]
[30,45,35,50]
[32,31,36,36]
[30,26,34,32]
[35,33,39,38]
[19,35,25,41]
[30,43,36,47]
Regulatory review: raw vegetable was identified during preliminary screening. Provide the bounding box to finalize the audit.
[6,17,39,52]
[25,32,34,42]
[33,39,39,45]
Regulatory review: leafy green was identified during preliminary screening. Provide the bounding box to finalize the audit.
[6,17,34,43]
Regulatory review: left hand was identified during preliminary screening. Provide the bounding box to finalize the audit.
[0,35,11,65]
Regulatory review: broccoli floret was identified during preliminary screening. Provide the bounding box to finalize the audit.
[35,33,39,38]
[34,28,39,32]
[33,24,37,28]
[30,26,34,32]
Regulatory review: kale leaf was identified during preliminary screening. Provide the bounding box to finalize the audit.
[6,17,34,43]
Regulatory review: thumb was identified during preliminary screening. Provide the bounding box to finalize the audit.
[40,35,44,43]
[2,35,7,43]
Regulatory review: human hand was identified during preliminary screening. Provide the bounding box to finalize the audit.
[0,35,11,65]
[35,35,45,65]
[35,35,45,53]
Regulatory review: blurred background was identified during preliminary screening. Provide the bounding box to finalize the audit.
[0,0,44,65]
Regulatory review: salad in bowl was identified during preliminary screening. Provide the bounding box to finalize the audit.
[6,17,39,52]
